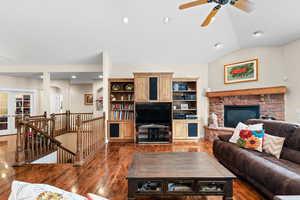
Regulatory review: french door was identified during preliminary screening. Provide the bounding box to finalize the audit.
[0,91,34,135]
[0,93,10,134]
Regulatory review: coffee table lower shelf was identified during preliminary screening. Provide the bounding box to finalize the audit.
[127,178,233,200]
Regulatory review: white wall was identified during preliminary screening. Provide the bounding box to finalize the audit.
[109,64,209,137]
[283,40,300,123]
[0,75,95,115]
[93,80,103,116]
[208,46,286,91]
[102,52,111,142]
[31,151,57,164]
[69,84,93,113]
[0,74,43,115]
[208,40,300,123]
[50,80,71,112]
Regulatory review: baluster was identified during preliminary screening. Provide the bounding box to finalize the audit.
[58,148,60,163]
[31,129,35,161]
[15,119,25,166]
[87,121,90,155]
[66,110,70,133]
[50,114,56,138]
[75,115,83,166]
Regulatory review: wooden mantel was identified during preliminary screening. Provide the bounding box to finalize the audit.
[206,86,287,98]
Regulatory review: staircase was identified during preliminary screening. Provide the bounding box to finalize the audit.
[15,111,105,166]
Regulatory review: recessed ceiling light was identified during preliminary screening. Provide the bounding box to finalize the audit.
[98,75,103,79]
[214,42,223,49]
[253,31,263,37]
[123,17,129,24]
[71,75,77,79]
[163,17,170,24]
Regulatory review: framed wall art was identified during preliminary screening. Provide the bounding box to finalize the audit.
[224,59,258,84]
[84,94,93,105]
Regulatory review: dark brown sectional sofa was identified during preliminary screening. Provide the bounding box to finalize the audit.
[213,119,300,200]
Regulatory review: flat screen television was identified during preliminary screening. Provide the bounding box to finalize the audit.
[135,103,172,125]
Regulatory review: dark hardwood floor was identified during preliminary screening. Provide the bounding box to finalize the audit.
[0,141,265,200]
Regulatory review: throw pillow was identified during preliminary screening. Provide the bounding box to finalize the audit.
[263,133,285,159]
[236,129,265,152]
[87,194,109,200]
[9,181,86,200]
[229,122,263,144]
[9,181,109,200]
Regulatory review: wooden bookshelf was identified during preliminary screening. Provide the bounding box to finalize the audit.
[172,79,198,120]
[15,94,32,120]
[172,78,199,142]
[108,79,135,142]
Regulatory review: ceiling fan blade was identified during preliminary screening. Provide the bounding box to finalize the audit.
[179,0,209,10]
[201,5,220,27]
[231,0,254,13]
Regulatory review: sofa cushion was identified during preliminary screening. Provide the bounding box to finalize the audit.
[281,148,300,165]
[218,134,232,142]
[214,140,300,195]
[247,119,300,163]
[246,119,300,149]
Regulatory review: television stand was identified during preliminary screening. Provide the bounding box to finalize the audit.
[136,124,171,144]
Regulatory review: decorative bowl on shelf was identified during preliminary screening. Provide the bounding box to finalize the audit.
[124,83,134,91]
[111,84,121,91]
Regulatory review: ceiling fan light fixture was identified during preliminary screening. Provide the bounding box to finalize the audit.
[253,31,263,37]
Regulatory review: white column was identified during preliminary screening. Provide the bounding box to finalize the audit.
[102,51,112,143]
[93,80,103,116]
[42,72,51,115]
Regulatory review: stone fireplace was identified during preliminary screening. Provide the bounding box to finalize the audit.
[207,87,286,127]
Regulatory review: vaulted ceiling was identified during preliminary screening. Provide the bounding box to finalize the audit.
[0,0,299,65]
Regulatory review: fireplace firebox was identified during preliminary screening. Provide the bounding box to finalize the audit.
[224,105,260,128]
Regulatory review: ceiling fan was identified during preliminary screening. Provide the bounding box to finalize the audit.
[179,0,254,27]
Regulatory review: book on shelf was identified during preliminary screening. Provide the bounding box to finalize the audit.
[111,103,134,110]
[111,111,134,120]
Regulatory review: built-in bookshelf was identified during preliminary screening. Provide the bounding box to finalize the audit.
[15,94,32,120]
[172,79,197,120]
[109,79,135,121]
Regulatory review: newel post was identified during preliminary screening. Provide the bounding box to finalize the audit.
[14,118,25,166]
[50,113,56,138]
[66,110,71,132]
[74,115,83,166]
[43,111,47,118]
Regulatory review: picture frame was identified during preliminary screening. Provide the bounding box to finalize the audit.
[84,94,93,105]
[224,59,258,84]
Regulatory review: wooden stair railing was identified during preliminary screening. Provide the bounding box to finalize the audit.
[51,111,93,137]
[74,114,105,166]
[15,118,76,166]
[15,111,103,166]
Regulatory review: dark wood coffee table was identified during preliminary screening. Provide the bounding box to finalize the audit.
[127,152,236,200]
